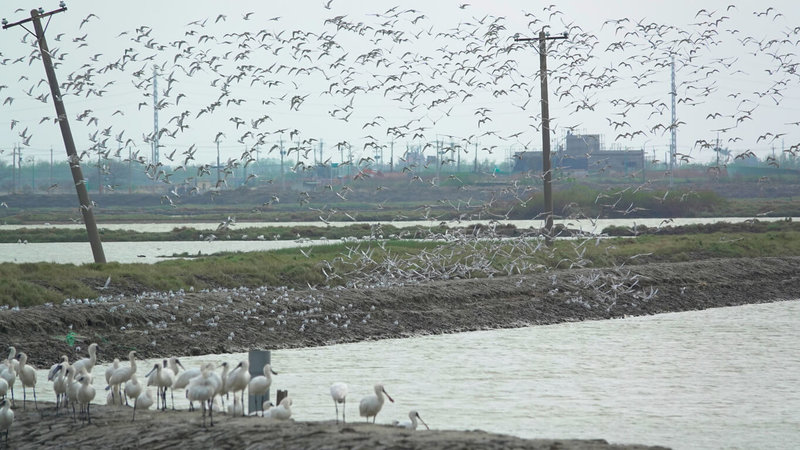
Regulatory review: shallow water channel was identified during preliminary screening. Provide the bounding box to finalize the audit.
[30,299,799,449]
[1,216,794,264]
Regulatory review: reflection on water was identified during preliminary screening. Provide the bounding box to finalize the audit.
[33,300,800,450]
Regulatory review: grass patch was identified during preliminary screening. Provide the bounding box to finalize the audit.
[3,228,800,308]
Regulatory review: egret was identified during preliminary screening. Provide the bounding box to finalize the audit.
[248,363,277,416]
[359,383,394,423]
[15,353,37,410]
[393,410,430,430]
[264,396,292,420]
[225,361,250,416]
[71,343,99,374]
[330,382,348,424]
[0,398,12,446]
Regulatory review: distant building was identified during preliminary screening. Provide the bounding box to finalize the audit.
[513,131,643,176]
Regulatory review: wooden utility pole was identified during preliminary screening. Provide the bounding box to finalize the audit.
[3,6,106,262]
[515,30,568,242]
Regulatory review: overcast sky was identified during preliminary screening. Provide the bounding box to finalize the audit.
[1,0,799,168]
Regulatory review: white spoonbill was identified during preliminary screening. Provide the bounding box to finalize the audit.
[393,410,430,430]
[173,364,202,411]
[226,361,250,416]
[186,365,217,427]
[71,343,99,374]
[15,353,37,410]
[0,347,15,372]
[227,396,244,416]
[104,358,120,386]
[248,364,277,416]
[359,384,394,423]
[330,382,348,424]
[48,355,69,382]
[132,389,154,422]
[146,360,177,411]
[264,396,292,420]
[210,362,229,411]
[0,366,13,406]
[124,373,143,406]
[164,357,185,410]
[75,373,96,424]
[107,351,137,406]
[0,398,12,446]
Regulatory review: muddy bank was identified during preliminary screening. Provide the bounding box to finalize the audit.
[8,402,667,450]
[2,257,798,368]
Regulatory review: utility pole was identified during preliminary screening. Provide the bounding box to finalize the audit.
[128,147,132,193]
[390,140,394,172]
[152,66,160,166]
[3,6,106,262]
[11,144,15,193]
[474,142,478,173]
[279,136,285,183]
[669,55,676,188]
[216,140,221,185]
[515,30,568,242]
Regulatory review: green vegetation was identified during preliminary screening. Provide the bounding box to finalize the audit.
[2,224,800,308]
[0,223,455,244]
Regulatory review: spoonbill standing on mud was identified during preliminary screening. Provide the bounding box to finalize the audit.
[16,353,37,410]
[0,398,12,446]
[248,363,277,416]
[359,383,393,423]
[187,365,217,427]
[71,343,99,374]
[330,382,348,424]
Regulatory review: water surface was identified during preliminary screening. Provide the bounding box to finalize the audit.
[32,300,800,450]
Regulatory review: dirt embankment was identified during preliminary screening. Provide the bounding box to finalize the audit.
[9,403,667,450]
[2,257,797,368]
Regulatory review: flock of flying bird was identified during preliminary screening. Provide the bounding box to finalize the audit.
[0,343,428,444]
[0,4,796,265]
[1,2,798,192]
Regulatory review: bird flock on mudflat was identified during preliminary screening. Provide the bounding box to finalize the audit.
[0,343,428,444]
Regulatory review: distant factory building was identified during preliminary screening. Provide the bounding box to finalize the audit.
[513,131,644,176]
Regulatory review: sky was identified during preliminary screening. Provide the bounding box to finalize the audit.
[1,0,799,170]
